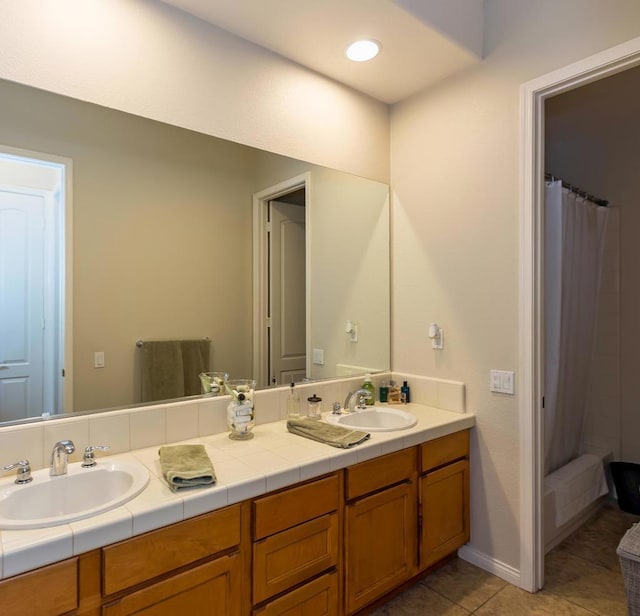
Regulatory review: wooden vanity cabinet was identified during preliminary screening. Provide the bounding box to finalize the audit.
[344,448,418,615]
[0,427,472,616]
[251,473,342,615]
[419,430,470,569]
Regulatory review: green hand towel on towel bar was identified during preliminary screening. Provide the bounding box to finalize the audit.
[287,418,370,448]
[159,444,216,491]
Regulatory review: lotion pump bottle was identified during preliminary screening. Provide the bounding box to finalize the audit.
[286,382,301,419]
[362,374,375,406]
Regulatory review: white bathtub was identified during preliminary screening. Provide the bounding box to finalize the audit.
[544,451,612,552]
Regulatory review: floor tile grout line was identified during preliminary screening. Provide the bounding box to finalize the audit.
[560,595,607,616]
[466,582,512,614]
[424,577,507,614]
[560,545,622,573]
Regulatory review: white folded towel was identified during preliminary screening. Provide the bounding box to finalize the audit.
[545,454,609,527]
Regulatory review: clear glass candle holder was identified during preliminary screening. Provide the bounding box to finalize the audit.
[199,371,229,395]
[225,378,256,440]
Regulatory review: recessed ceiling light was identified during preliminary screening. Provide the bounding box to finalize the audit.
[345,40,380,62]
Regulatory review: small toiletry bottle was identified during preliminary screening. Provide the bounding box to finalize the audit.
[387,380,401,404]
[379,381,389,403]
[362,374,375,406]
[307,394,322,419]
[286,382,301,419]
[401,380,410,404]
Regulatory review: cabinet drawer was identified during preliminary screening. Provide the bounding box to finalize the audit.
[253,473,339,540]
[420,430,469,473]
[346,447,416,500]
[102,504,241,596]
[253,571,339,616]
[0,558,78,616]
[103,552,241,616]
[253,513,339,604]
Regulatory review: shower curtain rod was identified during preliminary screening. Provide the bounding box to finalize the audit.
[545,172,609,207]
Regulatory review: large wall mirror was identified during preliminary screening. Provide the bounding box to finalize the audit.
[0,78,390,426]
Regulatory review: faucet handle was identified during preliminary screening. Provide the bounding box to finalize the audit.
[1,459,32,484]
[81,445,110,468]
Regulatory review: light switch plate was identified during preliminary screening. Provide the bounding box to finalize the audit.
[312,348,325,365]
[490,369,515,394]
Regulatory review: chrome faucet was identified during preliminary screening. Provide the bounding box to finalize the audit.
[343,388,372,413]
[50,440,75,476]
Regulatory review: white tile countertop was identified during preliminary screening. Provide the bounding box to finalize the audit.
[0,403,474,580]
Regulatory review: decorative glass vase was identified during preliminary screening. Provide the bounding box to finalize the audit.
[225,379,256,440]
[199,371,229,395]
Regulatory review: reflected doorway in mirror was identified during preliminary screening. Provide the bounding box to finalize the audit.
[0,147,72,422]
[253,174,310,388]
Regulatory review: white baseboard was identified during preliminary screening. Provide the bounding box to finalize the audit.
[458,544,521,588]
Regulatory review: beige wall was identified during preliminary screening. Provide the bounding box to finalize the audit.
[546,66,640,464]
[0,0,389,183]
[390,0,640,572]
[308,167,390,379]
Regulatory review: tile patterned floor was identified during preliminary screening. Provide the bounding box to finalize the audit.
[373,503,639,615]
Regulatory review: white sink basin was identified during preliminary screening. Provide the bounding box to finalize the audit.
[0,460,149,529]
[326,406,417,432]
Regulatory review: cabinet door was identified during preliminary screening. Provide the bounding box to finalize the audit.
[253,571,339,616]
[102,552,241,616]
[345,482,416,614]
[420,459,469,569]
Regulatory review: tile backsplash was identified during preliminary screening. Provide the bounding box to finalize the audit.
[0,373,465,472]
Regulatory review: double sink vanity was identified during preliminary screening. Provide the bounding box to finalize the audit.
[0,398,474,615]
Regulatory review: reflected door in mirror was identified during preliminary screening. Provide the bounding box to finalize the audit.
[269,200,306,385]
[0,190,46,421]
[0,153,66,422]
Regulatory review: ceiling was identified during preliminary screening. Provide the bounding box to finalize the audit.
[158,0,484,104]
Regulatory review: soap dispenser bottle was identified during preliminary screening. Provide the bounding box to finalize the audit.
[286,382,302,419]
[362,374,375,406]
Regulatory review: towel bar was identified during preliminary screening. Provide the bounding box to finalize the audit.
[136,337,211,347]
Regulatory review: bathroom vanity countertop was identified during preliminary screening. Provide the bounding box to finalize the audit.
[0,403,474,580]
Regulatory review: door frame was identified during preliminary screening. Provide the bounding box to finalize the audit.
[252,172,311,387]
[519,36,640,592]
[0,145,73,414]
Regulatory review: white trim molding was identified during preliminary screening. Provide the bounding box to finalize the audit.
[459,545,521,588]
[519,36,640,592]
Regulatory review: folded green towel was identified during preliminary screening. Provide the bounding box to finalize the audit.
[287,418,370,448]
[158,444,216,492]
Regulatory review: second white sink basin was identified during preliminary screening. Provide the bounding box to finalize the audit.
[0,460,149,530]
[326,406,417,432]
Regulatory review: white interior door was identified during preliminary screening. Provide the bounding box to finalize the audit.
[0,188,46,420]
[269,200,306,385]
